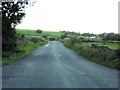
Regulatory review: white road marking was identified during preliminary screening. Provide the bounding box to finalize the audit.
[46,44,49,47]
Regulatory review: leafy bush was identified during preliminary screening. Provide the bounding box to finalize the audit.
[29,38,41,43]
[2,41,48,65]
[36,29,42,34]
[65,41,120,69]
[42,35,48,40]
[49,37,56,41]
[115,48,120,58]
[17,33,25,41]
[64,36,83,48]
[61,32,68,39]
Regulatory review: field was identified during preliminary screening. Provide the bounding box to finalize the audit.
[81,42,119,50]
[16,29,62,38]
[17,29,119,50]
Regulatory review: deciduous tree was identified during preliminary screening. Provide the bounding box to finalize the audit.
[1,0,32,52]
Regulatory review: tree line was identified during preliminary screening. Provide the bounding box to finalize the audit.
[60,31,120,41]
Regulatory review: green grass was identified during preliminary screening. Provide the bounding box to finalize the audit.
[64,40,120,69]
[81,42,118,49]
[17,29,39,36]
[25,36,42,39]
[3,29,50,65]
[2,41,48,66]
[73,44,119,69]
[102,43,118,49]
[16,29,62,38]
[3,29,52,66]
[42,31,62,37]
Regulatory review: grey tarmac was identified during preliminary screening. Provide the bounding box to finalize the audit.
[2,41,118,88]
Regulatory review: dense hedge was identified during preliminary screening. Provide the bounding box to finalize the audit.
[49,37,56,41]
[64,39,120,69]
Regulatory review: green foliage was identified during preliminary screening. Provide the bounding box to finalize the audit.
[81,41,118,50]
[17,33,25,40]
[42,35,48,40]
[99,33,120,41]
[42,31,62,37]
[115,48,120,58]
[29,38,41,43]
[105,33,120,41]
[69,36,78,45]
[49,37,56,41]
[64,39,72,48]
[64,36,82,48]
[2,28,17,51]
[16,29,62,38]
[66,43,120,69]
[60,31,81,36]
[2,28,48,66]
[63,35,120,69]
[61,32,68,39]
[82,33,95,37]
[36,29,42,34]
[2,41,48,65]
[17,29,40,36]
[2,1,28,52]
[59,31,120,69]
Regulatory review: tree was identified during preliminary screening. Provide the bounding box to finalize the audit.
[115,48,120,58]
[2,1,28,52]
[42,35,48,40]
[102,33,120,41]
[69,36,78,45]
[36,29,42,34]
[61,32,68,39]
[82,33,95,37]
[98,33,106,39]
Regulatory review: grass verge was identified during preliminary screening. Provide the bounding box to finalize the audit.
[2,41,47,66]
[63,39,120,69]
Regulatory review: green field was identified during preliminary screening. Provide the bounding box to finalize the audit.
[81,42,119,49]
[42,31,62,37]
[3,29,53,66]
[16,29,62,38]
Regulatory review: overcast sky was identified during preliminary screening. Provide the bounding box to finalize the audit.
[16,0,119,34]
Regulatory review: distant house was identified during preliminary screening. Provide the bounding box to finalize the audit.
[85,36,102,41]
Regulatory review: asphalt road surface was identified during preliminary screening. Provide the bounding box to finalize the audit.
[2,41,118,88]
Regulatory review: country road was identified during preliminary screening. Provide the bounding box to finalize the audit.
[2,41,118,88]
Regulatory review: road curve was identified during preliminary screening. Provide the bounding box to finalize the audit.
[2,41,118,88]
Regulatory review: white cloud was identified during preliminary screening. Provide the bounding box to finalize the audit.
[16,0,119,34]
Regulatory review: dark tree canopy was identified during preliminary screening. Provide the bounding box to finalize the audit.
[2,1,28,52]
[101,33,120,41]
[36,29,42,34]
[60,32,68,39]
[82,33,95,37]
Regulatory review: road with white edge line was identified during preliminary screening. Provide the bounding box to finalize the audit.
[2,41,118,88]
